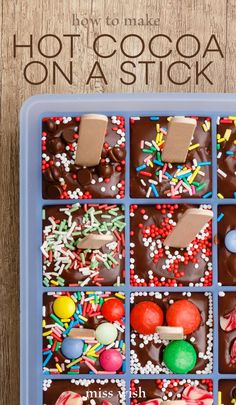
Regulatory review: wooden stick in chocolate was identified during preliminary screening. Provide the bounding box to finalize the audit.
[156,326,184,340]
[162,117,197,163]
[68,328,96,340]
[77,233,114,249]
[75,114,108,167]
[164,208,213,248]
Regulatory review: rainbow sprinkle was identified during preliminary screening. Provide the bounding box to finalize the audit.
[217,116,236,198]
[42,291,126,375]
[131,116,212,198]
[42,204,126,287]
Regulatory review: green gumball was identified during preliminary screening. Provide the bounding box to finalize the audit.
[163,340,197,373]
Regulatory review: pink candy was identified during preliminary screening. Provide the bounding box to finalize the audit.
[99,349,123,372]
[220,307,236,332]
[182,386,213,405]
[55,391,83,405]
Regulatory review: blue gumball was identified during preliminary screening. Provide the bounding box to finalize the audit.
[61,338,84,359]
[225,230,236,253]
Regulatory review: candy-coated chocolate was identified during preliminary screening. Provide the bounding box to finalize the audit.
[95,322,118,345]
[101,298,125,322]
[224,230,236,253]
[99,349,123,371]
[130,301,164,334]
[166,299,201,335]
[53,296,76,319]
[163,340,197,373]
[61,338,84,360]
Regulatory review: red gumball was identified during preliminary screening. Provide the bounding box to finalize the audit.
[130,301,164,334]
[166,299,201,335]
[101,298,125,322]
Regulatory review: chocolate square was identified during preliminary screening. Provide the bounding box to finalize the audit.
[217,205,236,285]
[42,116,126,199]
[130,291,213,374]
[218,292,236,373]
[130,379,213,404]
[42,291,126,375]
[130,204,212,287]
[42,204,126,287]
[218,379,236,404]
[217,117,236,198]
[130,116,212,198]
[43,379,126,405]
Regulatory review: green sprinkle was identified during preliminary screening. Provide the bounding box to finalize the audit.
[80,253,85,265]
[196,183,206,191]
[50,314,64,327]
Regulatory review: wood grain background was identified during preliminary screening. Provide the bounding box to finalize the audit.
[0,0,235,404]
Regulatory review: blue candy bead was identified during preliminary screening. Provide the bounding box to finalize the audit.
[225,230,236,253]
[61,338,84,359]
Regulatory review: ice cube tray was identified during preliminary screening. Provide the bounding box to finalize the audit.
[20,93,236,405]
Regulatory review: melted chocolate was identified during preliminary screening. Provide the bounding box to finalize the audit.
[130,116,212,198]
[217,120,236,198]
[42,116,126,199]
[43,292,125,375]
[130,292,213,374]
[219,293,236,373]
[130,379,213,403]
[130,204,212,287]
[217,205,236,285]
[43,379,125,405]
[219,379,236,404]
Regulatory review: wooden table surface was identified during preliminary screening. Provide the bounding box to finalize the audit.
[0,0,235,404]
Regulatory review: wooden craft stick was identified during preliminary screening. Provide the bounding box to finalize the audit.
[164,208,213,248]
[162,117,197,163]
[75,114,108,167]
[68,328,96,340]
[77,233,114,249]
[156,326,184,340]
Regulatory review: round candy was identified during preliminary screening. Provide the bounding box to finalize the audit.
[95,322,118,345]
[61,338,84,359]
[99,349,123,372]
[166,299,201,335]
[163,340,197,373]
[225,230,236,253]
[130,301,164,334]
[53,296,76,319]
[101,298,125,322]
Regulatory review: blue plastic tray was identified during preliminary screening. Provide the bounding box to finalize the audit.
[20,93,236,405]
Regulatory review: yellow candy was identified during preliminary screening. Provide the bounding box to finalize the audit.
[53,296,76,319]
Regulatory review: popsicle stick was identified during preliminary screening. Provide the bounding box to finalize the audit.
[162,117,197,163]
[68,328,96,340]
[164,208,213,248]
[156,326,184,340]
[77,233,114,249]
[75,114,108,167]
